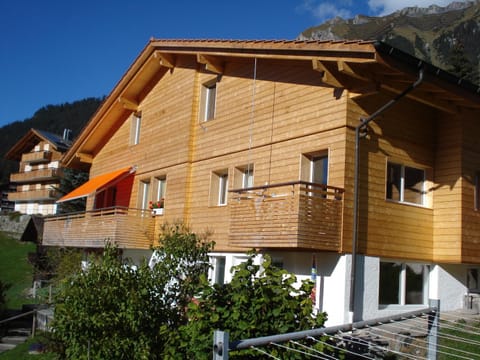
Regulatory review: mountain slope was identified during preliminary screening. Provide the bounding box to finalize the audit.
[298,1,480,83]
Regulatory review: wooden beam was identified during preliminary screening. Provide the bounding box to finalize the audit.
[197,54,224,74]
[118,97,138,111]
[154,51,176,68]
[77,152,93,164]
[337,61,371,82]
[312,59,343,88]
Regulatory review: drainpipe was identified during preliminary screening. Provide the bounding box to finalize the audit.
[349,67,424,322]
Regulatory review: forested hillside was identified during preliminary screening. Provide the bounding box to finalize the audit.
[0,97,103,185]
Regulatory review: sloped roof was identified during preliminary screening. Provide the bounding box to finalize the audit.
[5,128,72,161]
[62,39,480,169]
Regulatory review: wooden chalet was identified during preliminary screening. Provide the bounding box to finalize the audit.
[42,39,480,323]
[5,129,71,215]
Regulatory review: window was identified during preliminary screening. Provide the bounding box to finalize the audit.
[467,269,480,292]
[130,112,142,145]
[386,162,425,205]
[210,170,229,206]
[379,262,428,306]
[234,164,254,189]
[154,176,166,202]
[139,180,150,210]
[301,152,328,184]
[200,79,217,122]
[213,256,226,285]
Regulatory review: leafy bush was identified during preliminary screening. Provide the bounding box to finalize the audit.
[168,252,327,359]
[51,223,213,360]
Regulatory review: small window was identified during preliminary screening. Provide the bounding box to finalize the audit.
[467,269,480,292]
[130,113,142,145]
[234,164,254,189]
[386,162,425,205]
[210,169,229,206]
[139,179,150,210]
[301,152,328,184]
[213,256,226,285]
[154,176,166,203]
[379,261,428,306]
[200,79,217,122]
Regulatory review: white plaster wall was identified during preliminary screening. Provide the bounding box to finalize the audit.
[209,251,351,326]
[431,264,468,311]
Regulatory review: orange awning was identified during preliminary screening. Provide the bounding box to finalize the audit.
[57,167,134,203]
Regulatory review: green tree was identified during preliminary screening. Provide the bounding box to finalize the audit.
[56,168,89,214]
[448,41,479,85]
[51,223,213,360]
[168,252,327,359]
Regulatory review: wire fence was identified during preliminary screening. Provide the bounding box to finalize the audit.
[213,299,480,359]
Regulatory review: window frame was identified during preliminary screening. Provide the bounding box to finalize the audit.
[300,151,329,185]
[386,162,426,206]
[154,176,166,203]
[379,261,429,308]
[130,112,142,145]
[138,179,150,210]
[234,164,254,189]
[200,78,217,122]
[210,169,229,206]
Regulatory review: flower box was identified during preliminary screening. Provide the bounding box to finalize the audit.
[152,208,164,216]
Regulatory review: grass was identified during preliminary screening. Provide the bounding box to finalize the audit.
[0,232,36,309]
[438,319,480,359]
[0,334,58,360]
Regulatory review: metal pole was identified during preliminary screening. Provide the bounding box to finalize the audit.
[427,299,440,360]
[213,330,229,360]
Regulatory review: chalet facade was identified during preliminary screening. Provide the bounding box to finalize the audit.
[42,39,480,325]
[5,129,71,215]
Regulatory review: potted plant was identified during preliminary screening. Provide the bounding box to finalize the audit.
[149,198,164,215]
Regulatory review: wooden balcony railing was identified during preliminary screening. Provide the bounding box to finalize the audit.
[42,207,155,249]
[8,189,58,202]
[229,181,344,251]
[21,151,52,164]
[10,168,63,183]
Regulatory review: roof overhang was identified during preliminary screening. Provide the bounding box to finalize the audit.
[62,39,480,169]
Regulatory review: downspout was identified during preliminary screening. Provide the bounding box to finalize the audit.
[349,67,424,322]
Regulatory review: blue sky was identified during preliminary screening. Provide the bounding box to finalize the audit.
[0,0,467,127]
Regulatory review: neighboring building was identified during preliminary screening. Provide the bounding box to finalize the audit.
[42,39,480,325]
[5,129,72,215]
[0,183,15,212]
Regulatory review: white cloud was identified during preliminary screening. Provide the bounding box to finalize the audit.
[368,0,470,16]
[298,0,353,21]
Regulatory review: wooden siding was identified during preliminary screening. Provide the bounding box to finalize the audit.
[45,50,480,265]
[460,111,480,263]
[43,207,155,249]
[345,95,436,261]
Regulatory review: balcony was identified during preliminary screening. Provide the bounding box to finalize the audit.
[21,151,52,164]
[10,168,63,183]
[229,181,344,251]
[8,188,58,202]
[42,207,155,249]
